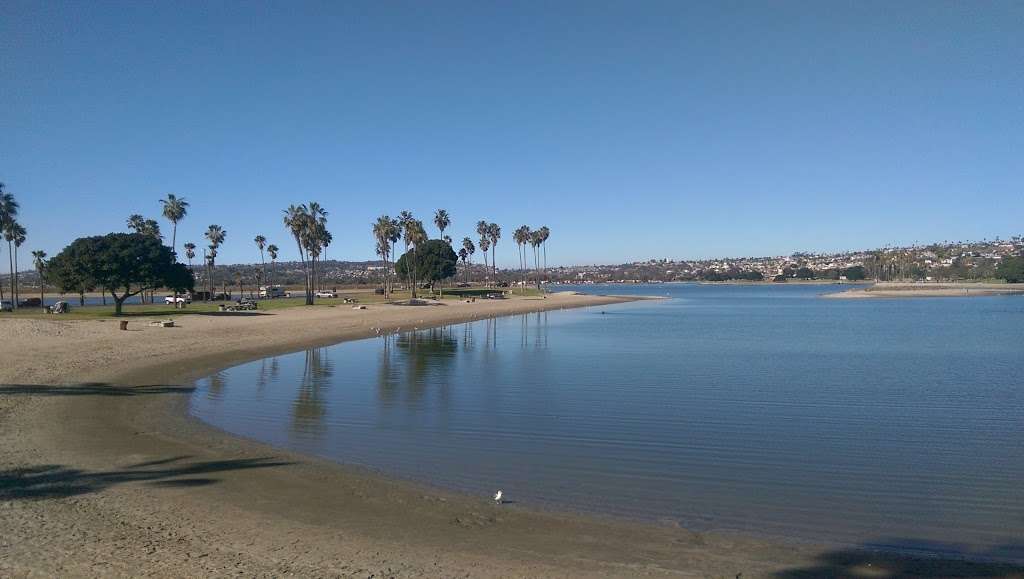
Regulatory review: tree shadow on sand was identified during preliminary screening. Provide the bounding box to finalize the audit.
[0,456,292,501]
[773,538,1024,578]
[0,384,196,397]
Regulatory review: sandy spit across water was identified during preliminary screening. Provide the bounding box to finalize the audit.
[823,282,1024,299]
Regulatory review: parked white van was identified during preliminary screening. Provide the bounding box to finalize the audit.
[260,285,287,298]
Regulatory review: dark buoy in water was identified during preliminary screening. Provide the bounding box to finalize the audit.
[601,311,606,314]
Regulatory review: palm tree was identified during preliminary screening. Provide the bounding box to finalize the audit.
[127,214,145,232]
[434,209,450,240]
[11,222,26,305]
[284,204,311,303]
[159,194,189,259]
[487,222,501,279]
[476,220,490,282]
[128,214,161,239]
[0,184,20,303]
[32,250,47,311]
[387,216,401,282]
[305,202,329,295]
[204,225,226,297]
[461,237,475,283]
[538,226,550,274]
[266,244,279,286]
[160,194,189,305]
[530,229,543,290]
[373,215,399,299]
[478,237,490,282]
[458,247,469,282]
[514,225,530,293]
[3,220,25,307]
[183,242,196,271]
[254,235,267,286]
[398,211,417,294]
[405,219,427,299]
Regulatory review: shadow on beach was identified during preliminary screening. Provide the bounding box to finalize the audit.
[0,456,292,501]
[0,383,196,397]
[773,538,1024,578]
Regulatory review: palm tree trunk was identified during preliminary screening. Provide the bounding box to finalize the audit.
[7,241,14,310]
[410,248,418,299]
[13,247,19,306]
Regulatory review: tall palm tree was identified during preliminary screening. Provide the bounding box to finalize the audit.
[476,220,490,282]
[3,220,24,307]
[478,237,490,282]
[183,242,196,271]
[305,202,329,294]
[538,226,550,274]
[284,204,311,303]
[11,222,26,305]
[461,237,475,283]
[458,247,469,282]
[373,215,399,299]
[32,250,47,311]
[266,244,279,286]
[159,194,189,259]
[204,225,226,297]
[530,229,543,290]
[0,185,20,304]
[254,235,267,286]
[388,218,401,295]
[434,209,450,240]
[514,225,530,293]
[487,222,501,279]
[405,219,427,299]
[398,211,417,294]
[160,194,189,305]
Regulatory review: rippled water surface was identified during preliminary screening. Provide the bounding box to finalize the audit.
[191,284,1024,560]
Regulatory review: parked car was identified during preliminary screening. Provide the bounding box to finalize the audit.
[0,300,12,312]
[18,297,42,308]
[315,290,338,298]
[164,295,192,305]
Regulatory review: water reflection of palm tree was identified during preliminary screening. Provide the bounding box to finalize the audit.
[377,332,399,405]
[377,327,460,409]
[292,348,332,433]
[534,311,548,350]
[255,357,282,394]
[395,326,458,402]
[206,372,227,400]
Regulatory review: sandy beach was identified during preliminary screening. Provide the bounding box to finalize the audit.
[2,293,1021,578]
[824,282,1024,299]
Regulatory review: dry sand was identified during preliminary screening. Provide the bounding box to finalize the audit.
[2,293,1021,578]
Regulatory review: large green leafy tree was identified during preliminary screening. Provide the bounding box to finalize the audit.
[996,256,1024,283]
[394,239,457,295]
[49,233,193,315]
[45,253,94,306]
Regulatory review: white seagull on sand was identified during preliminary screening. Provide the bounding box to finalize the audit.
[493,490,503,504]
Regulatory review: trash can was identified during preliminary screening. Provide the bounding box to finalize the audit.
[119,320,128,331]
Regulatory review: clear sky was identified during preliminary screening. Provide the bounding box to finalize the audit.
[3,1,1022,266]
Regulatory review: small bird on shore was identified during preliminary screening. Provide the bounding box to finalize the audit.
[493,490,503,504]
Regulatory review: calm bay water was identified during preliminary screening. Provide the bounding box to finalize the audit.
[190,284,1024,560]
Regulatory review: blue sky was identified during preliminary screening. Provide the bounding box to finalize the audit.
[3,1,1022,266]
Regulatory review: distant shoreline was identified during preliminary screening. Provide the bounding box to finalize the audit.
[824,282,1024,299]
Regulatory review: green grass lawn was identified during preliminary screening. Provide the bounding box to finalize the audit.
[4,287,545,319]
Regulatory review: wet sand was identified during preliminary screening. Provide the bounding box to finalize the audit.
[1,293,1021,577]
[824,282,1024,299]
